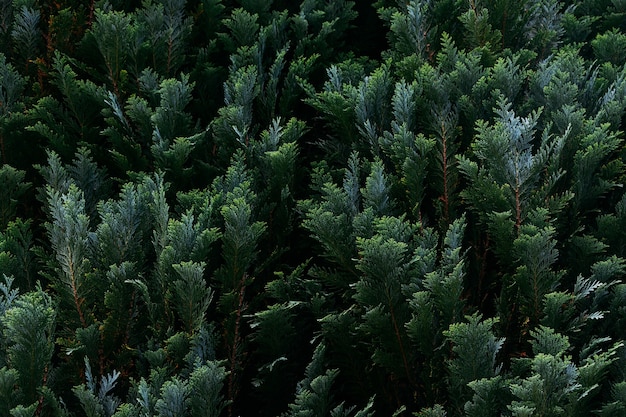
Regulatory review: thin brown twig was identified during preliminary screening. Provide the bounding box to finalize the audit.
[227,276,247,417]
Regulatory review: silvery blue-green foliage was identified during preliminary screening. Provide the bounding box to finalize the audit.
[31,145,230,412]
[524,0,572,54]
[85,352,228,417]
[45,180,91,327]
[10,4,40,67]
[33,146,235,414]
[154,378,187,417]
[73,357,121,417]
[376,0,436,63]
[459,97,568,230]
[541,253,626,339]
[213,63,259,158]
[355,63,393,150]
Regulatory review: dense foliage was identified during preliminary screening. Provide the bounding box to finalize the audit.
[1,0,626,416]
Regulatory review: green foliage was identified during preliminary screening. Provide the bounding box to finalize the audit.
[187,361,229,417]
[444,314,504,407]
[0,219,38,292]
[2,286,55,405]
[282,343,374,417]
[0,52,25,115]
[44,176,93,329]
[0,1,626,416]
[459,1,502,50]
[172,261,213,333]
[593,28,626,65]
[0,165,30,229]
[459,98,567,231]
[90,9,135,93]
[73,357,121,417]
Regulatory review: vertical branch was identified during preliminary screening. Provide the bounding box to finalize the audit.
[227,275,247,417]
[389,299,413,386]
[87,0,96,28]
[35,365,48,416]
[71,286,86,328]
[513,147,523,232]
[67,253,87,328]
[439,119,450,222]
[532,268,540,324]
[107,59,119,97]
[434,105,458,224]
[44,9,55,61]
[515,189,521,230]
[514,178,522,232]
[474,233,490,309]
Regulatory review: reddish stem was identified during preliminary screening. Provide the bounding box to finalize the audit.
[67,254,87,328]
[440,120,450,221]
[87,0,96,28]
[389,297,413,387]
[515,184,522,233]
[35,365,49,416]
[227,278,247,417]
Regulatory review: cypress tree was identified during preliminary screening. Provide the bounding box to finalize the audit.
[0,0,626,416]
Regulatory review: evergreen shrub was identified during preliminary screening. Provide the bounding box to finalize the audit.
[1,0,626,416]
